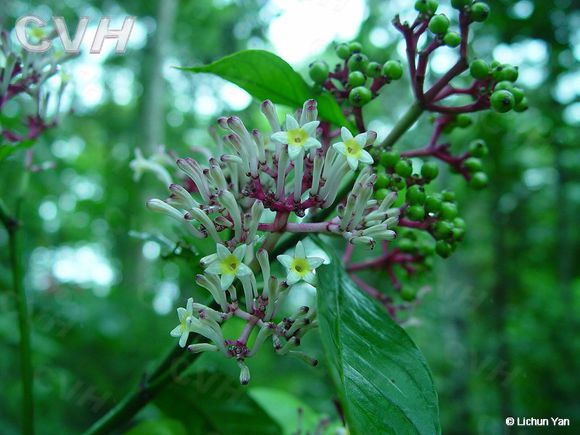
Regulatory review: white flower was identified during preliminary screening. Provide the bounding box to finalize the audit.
[271,115,321,160]
[129,148,172,185]
[170,298,194,347]
[332,127,374,171]
[205,244,252,289]
[277,241,324,285]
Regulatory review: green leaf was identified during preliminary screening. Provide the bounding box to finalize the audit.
[249,387,321,435]
[155,371,281,435]
[179,50,350,128]
[315,241,441,435]
[126,418,187,435]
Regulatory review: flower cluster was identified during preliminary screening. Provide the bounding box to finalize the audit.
[139,99,399,383]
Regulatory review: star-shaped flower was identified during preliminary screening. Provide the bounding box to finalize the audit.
[205,244,252,289]
[170,298,194,347]
[332,127,374,171]
[277,241,324,285]
[271,115,321,160]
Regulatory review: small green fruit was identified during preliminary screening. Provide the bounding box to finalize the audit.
[469,139,489,157]
[348,71,366,87]
[425,195,442,213]
[375,172,390,189]
[309,60,329,84]
[398,238,415,252]
[463,157,483,173]
[374,188,390,201]
[382,60,403,80]
[394,159,413,178]
[490,89,515,113]
[469,172,489,189]
[451,0,470,9]
[348,53,369,72]
[349,86,372,106]
[439,202,458,220]
[441,190,456,202]
[421,162,439,180]
[433,221,453,240]
[435,240,453,258]
[443,32,461,47]
[407,185,426,205]
[499,65,519,82]
[470,2,490,22]
[510,87,525,104]
[514,97,529,112]
[379,150,400,167]
[456,114,472,128]
[349,42,363,53]
[470,59,490,79]
[336,43,351,60]
[401,286,418,301]
[407,205,426,221]
[391,176,406,191]
[428,14,450,34]
[366,61,382,77]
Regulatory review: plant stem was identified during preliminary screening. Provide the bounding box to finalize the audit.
[1,199,34,435]
[379,101,424,149]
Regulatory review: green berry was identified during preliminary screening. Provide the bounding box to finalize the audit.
[349,86,372,107]
[451,226,465,241]
[441,190,455,202]
[469,59,490,79]
[421,162,439,180]
[375,172,390,189]
[348,53,369,72]
[490,89,515,113]
[470,2,490,22]
[456,114,472,128]
[451,0,470,9]
[510,87,525,104]
[499,65,519,82]
[490,60,501,68]
[469,172,488,189]
[433,221,453,239]
[463,157,483,173]
[348,71,366,87]
[443,32,461,47]
[440,202,458,220]
[366,61,382,78]
[401,286,418,301]
[336,43,351,60]
[382,60,403,80]
[398,238,415,252]
[349,42,363,53]
[435,240,453,258]
[379,150,400,167]
[418,240,435,255]
[514,97,529,112]
[407,205,426,221]
[375,188,390,201]
[453,217,466,230]
[469,139,488,157]
[428,14,450,34]
[425,195,442,213]
[491,64,507,81]
[415,0,438,13]
[494,81,514,93]
[407,185,426,205]
[427,0,439,13]
[394,159,413,178]
[309,60,329,84]
[391,176,406,191]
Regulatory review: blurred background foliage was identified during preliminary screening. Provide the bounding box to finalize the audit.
[0,0,579,434]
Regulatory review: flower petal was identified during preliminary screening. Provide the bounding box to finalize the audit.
[301,120,319,136]
[359,149,374,165]
[286,270,301,285]
[220,273,235,290]
[237,263,252,277]
[304,137,322,151]
[340,126,354,142]
[179,331,190,348]
[287,144,302,160]
[303,271,316,284]
[332,142,347,156]
[186,298,194,314]
[177,307,187,322]
[205,262,222,275]
[277,255,293,268]
[233,244,247,261]
[307,256,324,269]
[170,325,182,337]
[271,131,289,144]
[295,241,306,259]
[346,155,359,171]
[285,114,299,130]
[216,243,230,259]
[354,132,368,147]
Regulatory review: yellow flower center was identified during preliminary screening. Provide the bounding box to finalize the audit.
[220,254,241,275]
[291,258,310,276]
[345,138,362,158]
[180,317,188,332]
[287,128,308,146]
